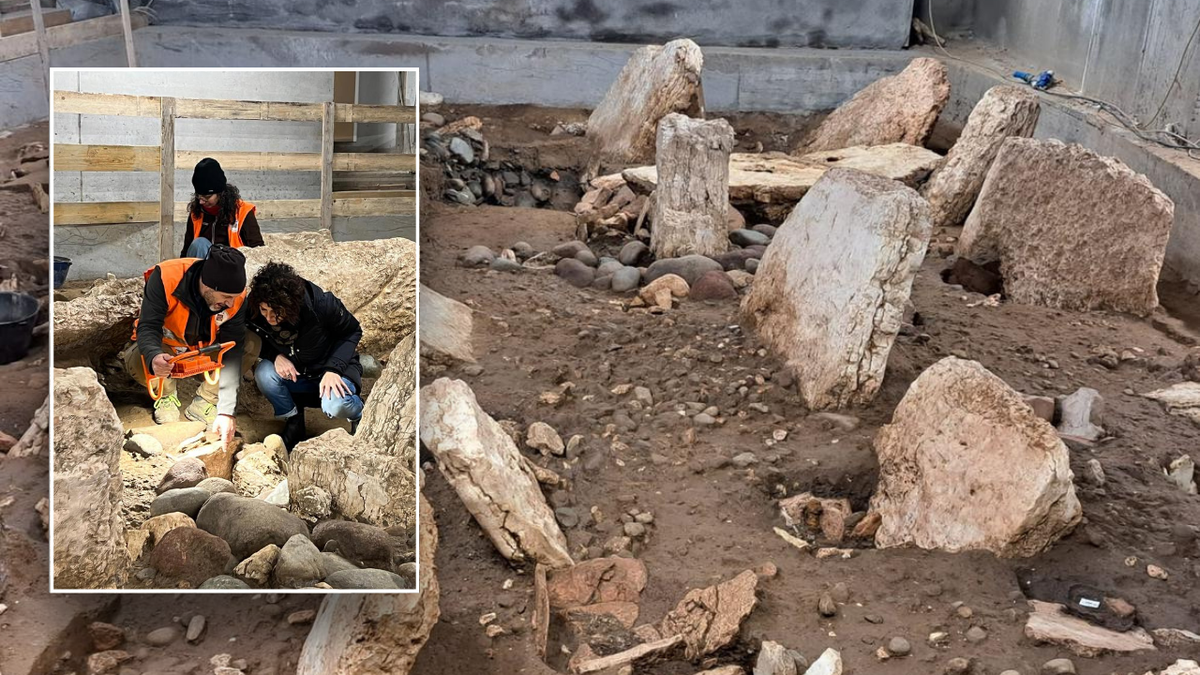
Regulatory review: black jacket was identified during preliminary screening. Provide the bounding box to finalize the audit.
[137,260,246,416]
[248,280,364,392]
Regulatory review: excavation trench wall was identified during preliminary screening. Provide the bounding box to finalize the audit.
[14,27,1200,287]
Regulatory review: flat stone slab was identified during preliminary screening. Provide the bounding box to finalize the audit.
[1024,600,1156,657]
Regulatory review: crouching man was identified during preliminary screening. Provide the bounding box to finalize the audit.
[120,244,250,444]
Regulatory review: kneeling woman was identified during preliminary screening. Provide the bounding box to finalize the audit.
[247,261,364,450]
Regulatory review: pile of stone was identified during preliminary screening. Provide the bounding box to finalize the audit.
[422,115,563,209]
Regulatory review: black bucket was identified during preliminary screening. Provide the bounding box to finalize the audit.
[0,292,40,364]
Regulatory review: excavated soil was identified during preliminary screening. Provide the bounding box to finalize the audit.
[412,106,1200,674]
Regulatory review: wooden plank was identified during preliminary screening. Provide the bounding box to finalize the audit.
[333,153,417,172]
[53,90,161,116]
[159,97,176,262]
[335,102,417,124]
[331,189,416,200]
[54,201,157,225]
[118,0,136,67]
[332,196,415,217]
[320,100,334,231]
[177,150,320,172]
[27,0,49,94]
[0,14,147,64]
[0,8,73,36]
[53,144,160,171]
[175,98,324,122]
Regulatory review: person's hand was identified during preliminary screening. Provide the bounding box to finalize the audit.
[274,354,298,382]
[319,371,351,400]
[214,414,236,447]
[151,353,173,377]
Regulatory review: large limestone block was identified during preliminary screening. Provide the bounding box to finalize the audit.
[741,169,931,409]
[289,336,418,529]
[418,284,475,367]
[243,230,416,357]
[922,85,1040,229]
[420,378,573,568]
[296,493,440,675]
[958,138,1174,315]
[650,113,735,259]
[52,277,143,363]
[798,57,949,153]
[586,39,704,173]
[52,367,128,588]
[870,357,1082,557]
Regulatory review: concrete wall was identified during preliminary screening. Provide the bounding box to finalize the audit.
[150,0,919,50]
[971,0,1200,140]
[51,69,415,280]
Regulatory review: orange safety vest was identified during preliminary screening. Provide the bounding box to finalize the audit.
[131,258,246,354]
[190,199,256,248]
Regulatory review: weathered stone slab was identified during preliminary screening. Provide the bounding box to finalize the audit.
[586,39,704,174]
[659,570,758,661]
[418,284,475,366]
[922,85,1040,229]
[958,138,1174,316]
[870,357,1081,557]
[52,276,143,363]
[741,169,931,409]
[650,113,735,259]
[1024,600,1155,657]
[420,378,573,568]
[798,57,949,153]
[52,367,128,589]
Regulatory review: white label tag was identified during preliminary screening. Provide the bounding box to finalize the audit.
[1079,598,1101,609]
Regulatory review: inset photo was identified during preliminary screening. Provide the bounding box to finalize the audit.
[49,68,418,591]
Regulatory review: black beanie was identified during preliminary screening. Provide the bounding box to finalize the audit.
[201,244,246,294]
[192,158,227,195]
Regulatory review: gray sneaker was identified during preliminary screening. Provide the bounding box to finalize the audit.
[184,396,217,424]
[152,394,182,424]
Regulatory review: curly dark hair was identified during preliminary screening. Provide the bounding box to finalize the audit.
[247,261,306,324]
[187,183,243,232]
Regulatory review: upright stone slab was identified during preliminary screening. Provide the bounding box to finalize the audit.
[356,334,417,464]
[418,284,475,367]
[740,169,931,409]
[420,378,573,568]
[870,357,1082,557]
[922,85,1040,229]
[650,113,735,258]
[798,57,950,154]
[296,493,440,675]
[586,39,704,174]
[958,138,1174,316]
[52,367,128,589]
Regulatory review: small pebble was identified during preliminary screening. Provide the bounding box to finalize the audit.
[1042,658,1076,674]
[886,636,911,656]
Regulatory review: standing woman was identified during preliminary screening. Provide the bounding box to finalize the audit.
[247,261,365,450]
[183,157,265,259]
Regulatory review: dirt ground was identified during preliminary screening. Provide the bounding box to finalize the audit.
[412,106,1200,674]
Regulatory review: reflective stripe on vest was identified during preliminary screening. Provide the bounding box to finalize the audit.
[131,258,246,354]
[190,199,256,249]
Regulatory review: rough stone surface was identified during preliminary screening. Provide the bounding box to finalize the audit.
[527,421,565,456]
[650,113,735,259]
[156,457,208,494]
[419,284,475,366]
[796,144,943,188]
[923,85,1040,229]
[231,449,284,500]
[140,512,196,546]
[421,378,573,568]
[741,169,931,409]
[123,433,163,458]
[52,367,127,589]
[804,649,843,675]
[640,274,690,309]
[755,641,799,675]
[1057,388,1105,441]
[870,357,1082,557]
[586,39,704,172]
[273,534,326,589]
[296,493,440,674]
[798,57,949,153]
[288,429,417,531]
[355,334,418,464]
[195,492,309,560]
[199,575,250,590]
[659,570,758,660]
[243,230,416,357]
[148,527,232,587]
[547,557,648,609]
[52,276,143,361]
[1143,382,1200,426]
[233,544,280,586]
[958,138,1174,316]
[1024,601,1156,657]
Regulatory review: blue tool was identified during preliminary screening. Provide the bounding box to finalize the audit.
[1013,69,1056,90]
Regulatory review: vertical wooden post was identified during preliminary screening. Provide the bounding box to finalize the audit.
[320,100,334,233]
[28,0,50,97]
[118,0,137,67]
[159,97,176,262]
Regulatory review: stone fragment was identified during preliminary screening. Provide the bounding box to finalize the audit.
[419,284,475,366]
[527,422,566,456]
[659,570,758,660]
[741,169,930,409]
[1143,382,1200,426]
[148,527,232,587]
[871,357,1081,557]
[1024,600,1155,657]
[547,557,648,609]
[1057,388,1104,441]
